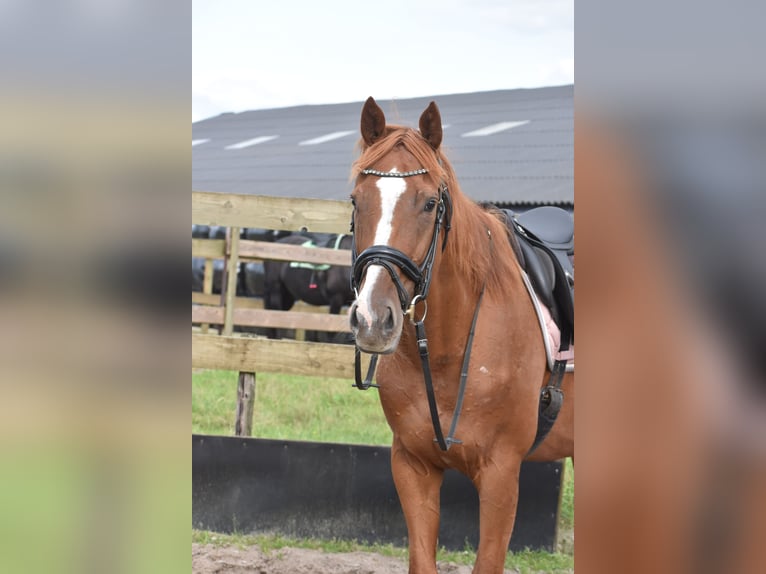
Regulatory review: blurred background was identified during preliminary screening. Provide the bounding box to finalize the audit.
[576,1,766,573]
[0,1,189,573]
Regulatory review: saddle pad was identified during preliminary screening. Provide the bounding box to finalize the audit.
[540,302,574,367]
[520,269,574,372]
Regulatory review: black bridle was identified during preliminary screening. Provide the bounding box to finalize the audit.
[350,166,490,452]
[350,168,452,316]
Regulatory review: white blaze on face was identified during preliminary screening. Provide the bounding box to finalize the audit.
[355,168,407,326]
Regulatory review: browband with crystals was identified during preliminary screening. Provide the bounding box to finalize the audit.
[360,168,428,177]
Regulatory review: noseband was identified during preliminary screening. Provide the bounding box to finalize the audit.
[350,168,452,316]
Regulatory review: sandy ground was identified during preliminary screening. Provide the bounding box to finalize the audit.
[193,543,495,573]
[192,541,575,574]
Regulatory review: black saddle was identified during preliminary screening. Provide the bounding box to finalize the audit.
[500,206,574,351]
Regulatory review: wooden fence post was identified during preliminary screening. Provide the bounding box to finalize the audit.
[235,371,256,436]
[222,226,240,336]
[200,259,214,333]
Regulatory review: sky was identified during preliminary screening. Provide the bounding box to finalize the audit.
[192,0,573,122]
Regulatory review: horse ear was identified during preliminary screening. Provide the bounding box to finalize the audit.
[360,97,386,147]
[419,101,442,150]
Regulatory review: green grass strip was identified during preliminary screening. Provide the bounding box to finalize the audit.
[192,369,392,445]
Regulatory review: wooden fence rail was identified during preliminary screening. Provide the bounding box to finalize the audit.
[192,191,359,436]
[193,191,351,232]
[192,238,352,266]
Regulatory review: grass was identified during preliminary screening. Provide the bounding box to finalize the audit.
[192,369,574,571]
[560,458,574,531]
[192,529,408,558]
[192,369,392,445]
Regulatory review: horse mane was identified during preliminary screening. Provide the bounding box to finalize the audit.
[351,126,518,296]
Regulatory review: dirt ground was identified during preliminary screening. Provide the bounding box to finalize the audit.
[192,543,459,573]
[192,542,573,574]
[192,526,573,573]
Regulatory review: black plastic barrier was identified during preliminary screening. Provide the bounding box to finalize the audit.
[192,434,562,551]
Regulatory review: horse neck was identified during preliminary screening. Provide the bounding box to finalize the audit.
[402,206,531,365]
[428,259,480,351]
[399,221,493,362]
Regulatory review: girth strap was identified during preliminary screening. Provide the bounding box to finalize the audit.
[527,359,567,455]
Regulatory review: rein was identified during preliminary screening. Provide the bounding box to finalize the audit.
[413,235,489,450]
[351,166,488,451]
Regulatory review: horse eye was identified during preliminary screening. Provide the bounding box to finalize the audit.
[424,198,437,212]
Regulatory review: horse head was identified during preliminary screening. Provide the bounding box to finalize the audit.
[348,97,452,354]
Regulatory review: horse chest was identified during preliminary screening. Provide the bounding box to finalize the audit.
[379,365,500,433]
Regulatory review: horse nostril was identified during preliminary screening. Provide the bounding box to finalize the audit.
[384,306,395,331]
[350,306,360,329]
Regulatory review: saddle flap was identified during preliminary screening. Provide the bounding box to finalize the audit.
[518,241,556,311]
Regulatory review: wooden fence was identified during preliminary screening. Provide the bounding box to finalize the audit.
[192,191,369,435]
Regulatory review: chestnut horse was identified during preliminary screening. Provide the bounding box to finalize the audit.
[348,97,573,574]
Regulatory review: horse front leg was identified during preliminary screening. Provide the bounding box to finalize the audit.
[472,455,523,574]
[390,438,444,574]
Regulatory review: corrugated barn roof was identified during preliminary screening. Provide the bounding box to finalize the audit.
[193,85,573,207]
